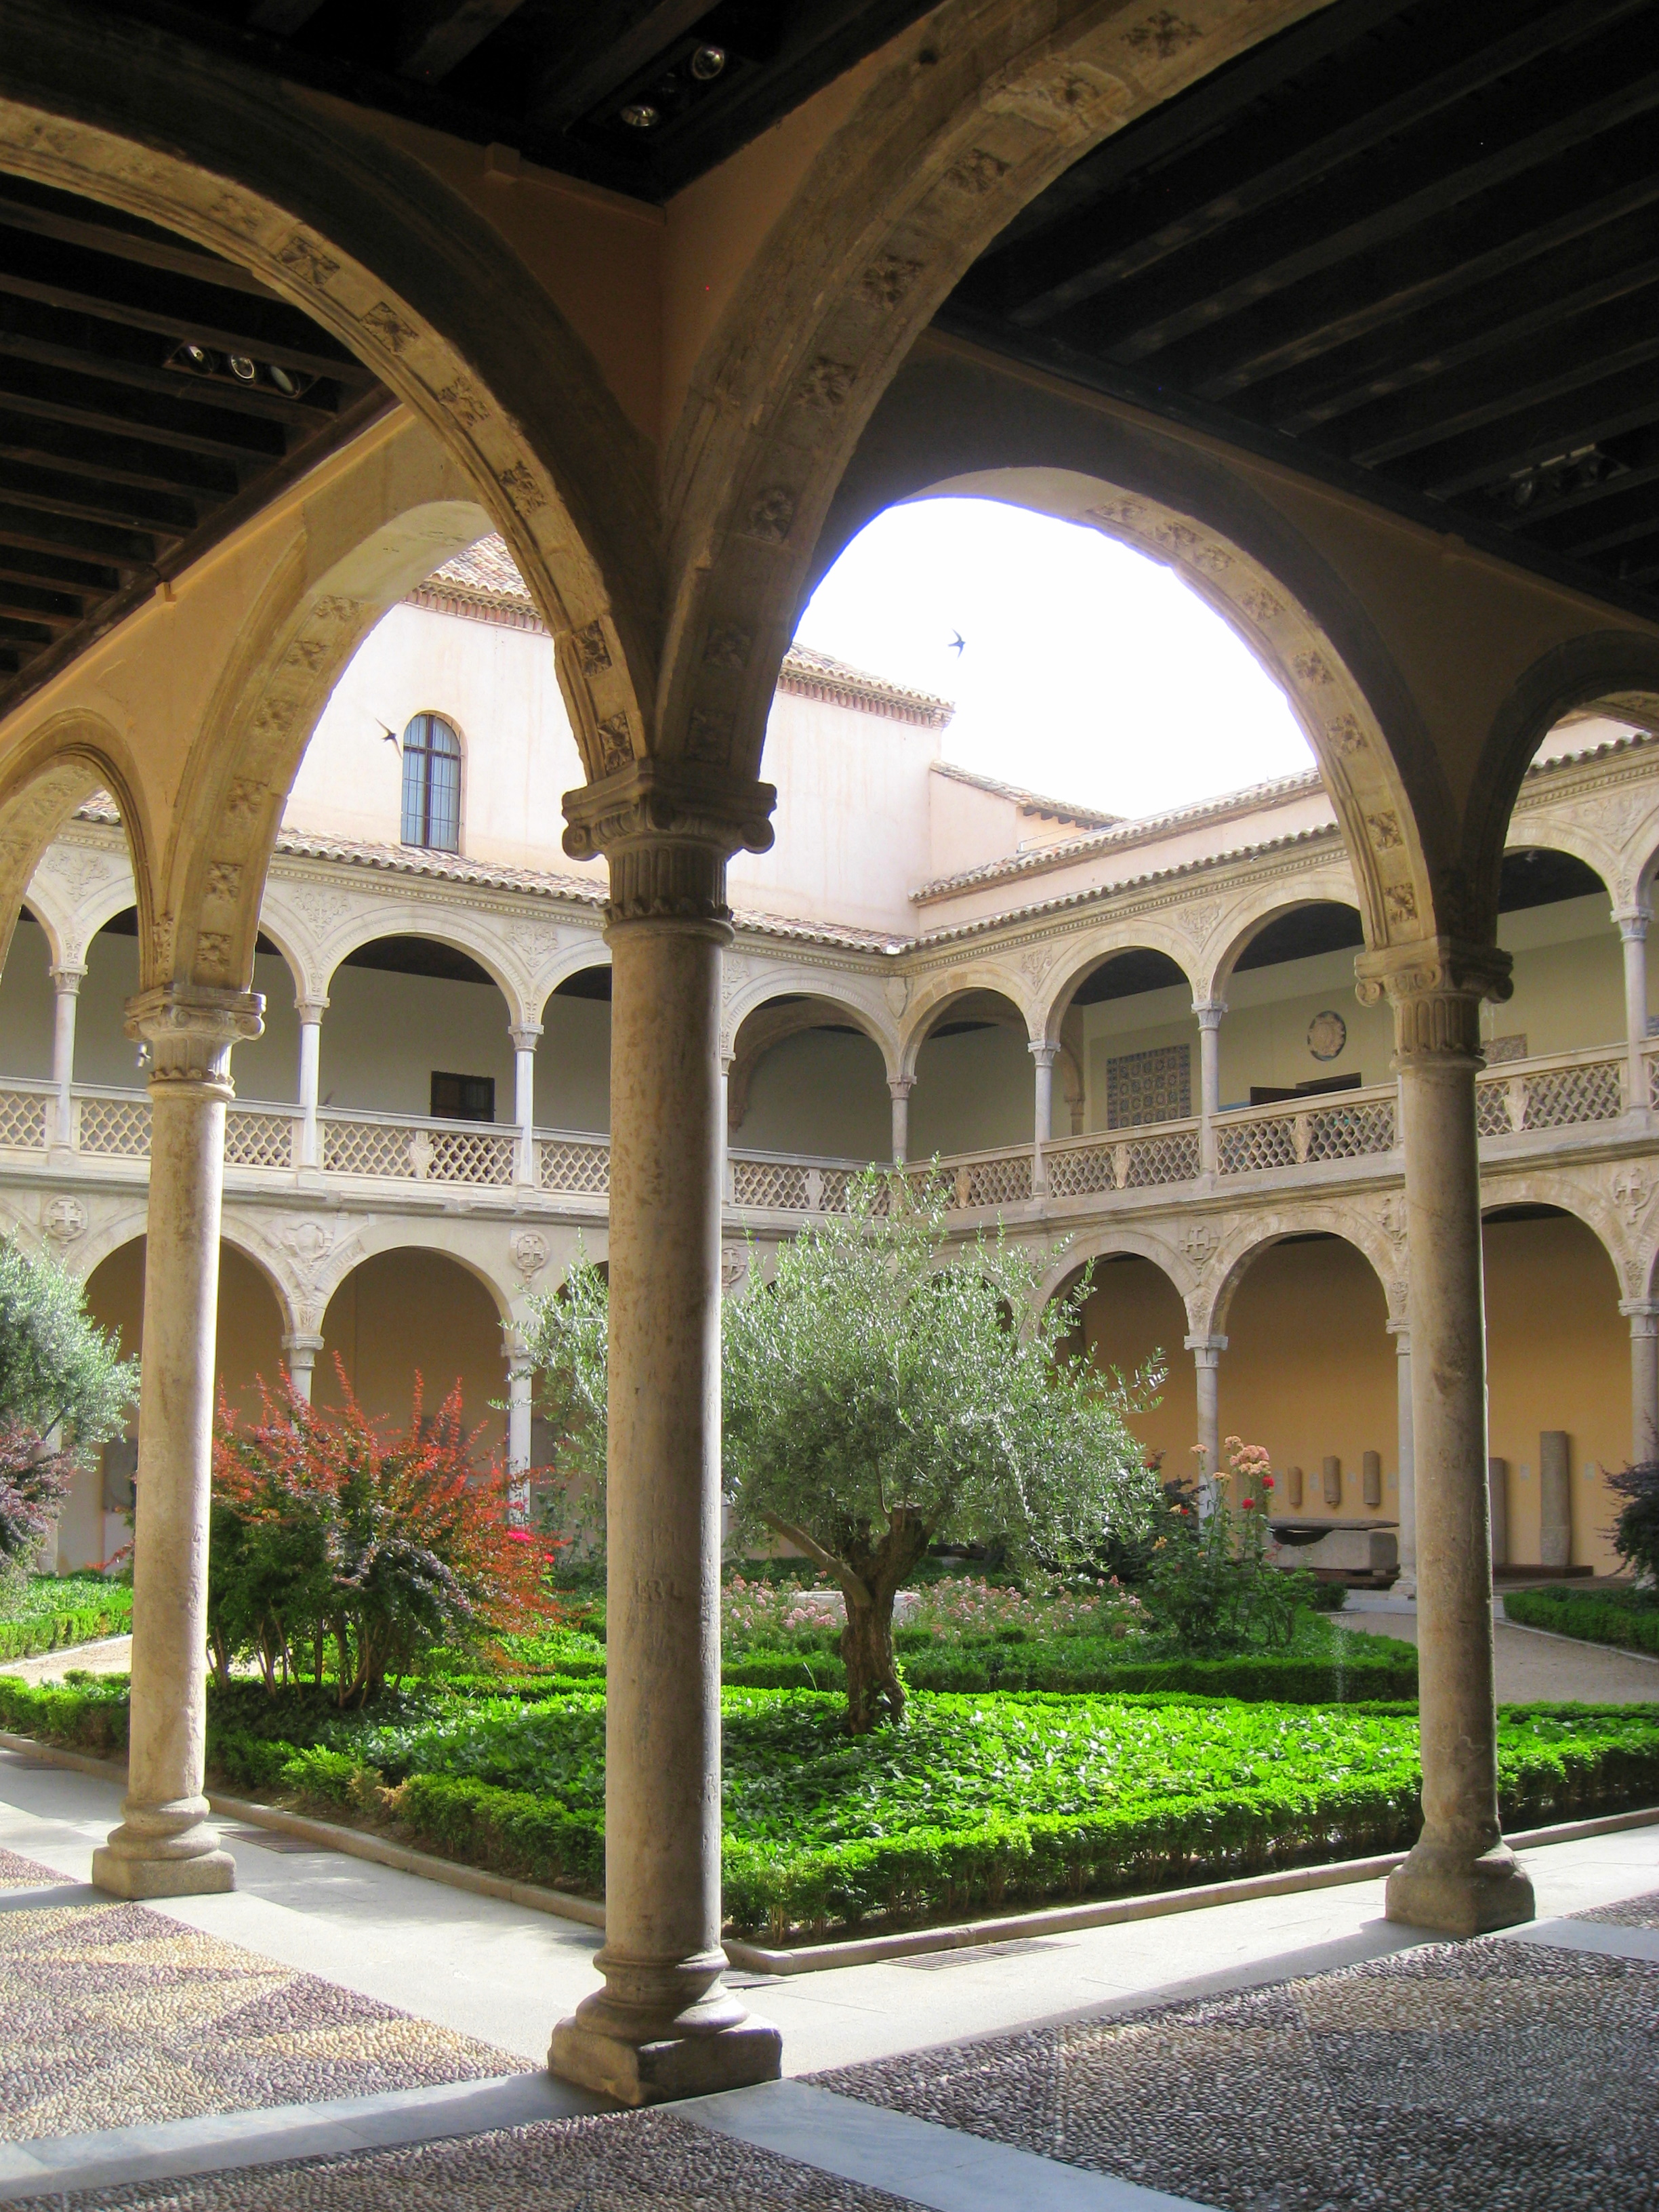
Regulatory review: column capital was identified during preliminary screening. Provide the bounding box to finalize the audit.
[280,1331,325,1358]
[563,762,776,931]
[294,995,329,1024]
[1615,905,1652,941]
[1028,1042,1058,1067]
[1193,998,1227,1029]
[1184,1332,1227,1364]
[510,1023,544,1053]
[1354,937,1512,1063]
[125,984,264,1089]
[1387,1317,1411,1347]
[49,962,87,994]
[508,1350,536,1379]
[1620,1298,1659,1330]
[887,1076,915,1101]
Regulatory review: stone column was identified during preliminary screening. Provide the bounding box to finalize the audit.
[48,962,85,1157]
[281,1330,324,1404]
[1030,1044,1057,1197]
[507,1345,534,1525]
[1539,1429,1571,1570]
[1356,938,1533,1938]
[1185,1332,1226,1509]
[511,1023,542,1186]
[295,998,326,1170]
[550,764,780,2106]
[888,1076,914,1164]
[92,983,263,1900]
[1616,907,1650,1111]
[1194,1000,1225,1174]
[1619,1298,1659,1462]
[1388,1319,1415,1589]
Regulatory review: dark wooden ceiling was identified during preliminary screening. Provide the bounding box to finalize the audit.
[79,1,939,199]
[0,170,390,719]
[941,0,1659,621]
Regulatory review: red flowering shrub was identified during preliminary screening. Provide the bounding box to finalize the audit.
[209,1365,549,1703]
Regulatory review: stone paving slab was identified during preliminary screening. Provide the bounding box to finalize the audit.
[38,2110,916,2211]
[0,1889,526,2141]
[813,1934,1659,2212]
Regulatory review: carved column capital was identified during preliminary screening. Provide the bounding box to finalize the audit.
[1193,999,1227,1031]
[510,1024,544,1054]
[1029,1042,1059,1068]
[562,762,776,932]
[294,996,329,1025]
[49,963,87,996]
[125,984,264,1091]
[1354,936,1512,1064]
[887,1076,916,1102]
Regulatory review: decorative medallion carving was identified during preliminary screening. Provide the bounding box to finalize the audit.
[1307,1009,1347,1062]
[862,255,923,309]
[743,487,796,544]
[704,623,752,670]
[687,708,733,762]
[41,1195,86,1245]
[572,621,611,676]
[1366,811,1403,851]
[595,714,634,775]
[944,148,1011,195]
[798,357,855,411]
[510,1229,550,1282]
[1122,9,1202,60]
[361,300,417,354]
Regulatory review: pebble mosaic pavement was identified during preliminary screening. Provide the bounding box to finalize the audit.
[41,2112,914,2212]
[816,1922,1659,2212]
[0,1846,527,2142]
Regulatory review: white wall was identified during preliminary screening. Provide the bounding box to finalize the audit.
[737,1029,890,1160]
[536,995,611,1134]
[319,965,516,1120]
[0,911,54,1079]
[910,1024,1034,1155]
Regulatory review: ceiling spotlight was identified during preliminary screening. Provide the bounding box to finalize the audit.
[267,363,299,396]
[620,101,660,128]
[1509,476,1535,510]
[227,354,258,382]
[690,43,726,80]
[176,342,214,374]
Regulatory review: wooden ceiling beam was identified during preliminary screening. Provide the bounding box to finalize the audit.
[1064,45,1659,364]
[0,184,286,304]
[1332,284,1659,470]
[1397,358,1659,500]
[527,2,721,132]
[1,462,197,540]
[0,408,242,499]
[245,1,329,31]
[0,231,370,380]
[998,0,1635,327]
[0,503,156,573]
[0,358,293,464]
[1133,109,1659,401]
[0,548,118,598]
[396,0,531,85]
[1232,198,1659,433]
[0,613,56,651]
[0,577,85,628]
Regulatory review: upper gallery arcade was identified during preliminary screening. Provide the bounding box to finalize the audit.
[7,0,1659,2104]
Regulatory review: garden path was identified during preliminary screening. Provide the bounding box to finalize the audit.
[5,1635,133,1685]
[0,1746,1654,2208]
[1337,1603,1659,1702]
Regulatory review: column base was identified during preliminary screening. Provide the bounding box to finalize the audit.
[550,2006,781,2108]
[92,1801,237,1900]
[1385,1837,1534,1937]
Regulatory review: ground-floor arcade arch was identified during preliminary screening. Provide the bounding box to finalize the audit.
[317,1246,509,1464]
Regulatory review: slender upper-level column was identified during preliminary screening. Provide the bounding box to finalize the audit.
[550,763,780,2106]
[1194,1000,1225,1174]
[1620,1298,1659,1464]
[1357,937,1533,1938]
[1030,1044,1057,1197]
[1185,1332,1226,1509]
[1388,1319,1416,1591]
[93,983,263,1901]
[507,1345,534,1523]
[1616,907,1651,1111]
[282,1330,325,1404]
[295,998,326,1171]
[48,962,85,1158]
[888,1076,914,1164]
[511,1023,542,1186]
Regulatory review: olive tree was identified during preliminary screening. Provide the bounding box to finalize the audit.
[0,1238,136,1597]
[524,1177,1153,1732]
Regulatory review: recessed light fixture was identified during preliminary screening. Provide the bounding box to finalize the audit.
[691,43,726,80]
[267,364,299,396]
[620,101,660,128]
[228,354,258,383]
[177,343,214,373]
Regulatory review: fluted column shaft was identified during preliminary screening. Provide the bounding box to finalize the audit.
[49,963,85,1156]
[1357,937,1533,1938]
[888,1076,913,1164]
[550,765,779,2106]
[1030,1044,1057,1196]
[93,983,263,1900]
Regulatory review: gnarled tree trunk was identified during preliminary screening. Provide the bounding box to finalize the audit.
[841,1588,905,1731]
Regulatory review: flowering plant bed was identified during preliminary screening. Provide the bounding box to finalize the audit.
[3,1675,1652,1943]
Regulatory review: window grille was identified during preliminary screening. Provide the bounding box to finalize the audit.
[1103,1042,1191,1128]
[400,713,462,852]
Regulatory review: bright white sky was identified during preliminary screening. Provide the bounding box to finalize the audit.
[794,497,1315,821]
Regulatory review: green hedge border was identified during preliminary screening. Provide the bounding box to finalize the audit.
[1506,1586,1659,1657]
[0,1599,130,1666]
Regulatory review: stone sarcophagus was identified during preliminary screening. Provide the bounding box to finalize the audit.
[1267,1519,1399,1584]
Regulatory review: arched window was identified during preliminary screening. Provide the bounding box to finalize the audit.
[400,714,462,852]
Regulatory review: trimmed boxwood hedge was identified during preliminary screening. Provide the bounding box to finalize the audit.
[1505,1584,1659,1657]
[3,1673,1654,1944]
[0,1589,131,1666]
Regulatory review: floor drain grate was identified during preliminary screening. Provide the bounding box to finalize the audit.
[897,1936,1073,1971]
